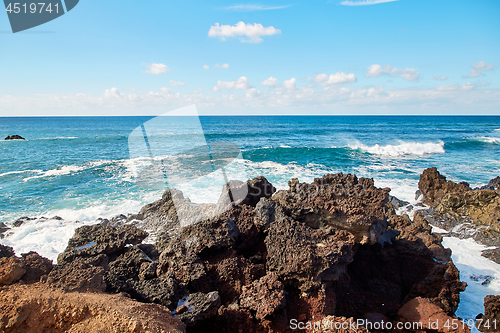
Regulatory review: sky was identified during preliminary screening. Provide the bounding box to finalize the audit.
[0,0,499,116]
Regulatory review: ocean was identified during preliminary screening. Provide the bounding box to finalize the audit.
[1,115,500,329]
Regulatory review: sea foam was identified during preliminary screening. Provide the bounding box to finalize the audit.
[349,140,446,157]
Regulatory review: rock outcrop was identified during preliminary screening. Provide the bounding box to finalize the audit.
[0,173,469,332]
[418,167,500,261]
[4,135,25,140]
[0,284,185,333]
[477,295,500,332]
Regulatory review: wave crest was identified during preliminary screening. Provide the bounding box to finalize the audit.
[349,140,446,157]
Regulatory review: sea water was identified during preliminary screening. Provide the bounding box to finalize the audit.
[1,115,500,325]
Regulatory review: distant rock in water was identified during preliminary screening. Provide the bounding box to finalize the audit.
[4,135,26,140]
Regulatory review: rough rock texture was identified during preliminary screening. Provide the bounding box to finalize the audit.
[57,224,148,265]
[0,283,186,333]
[2,172,467,332]
[239,273,286,320]
[0,257,25,286]
[42,257,107,293]
[272,174,390,245]
[398,297,470,333]
[309,316,370,333]
[418,168,500,257]
[0,244,15,258]
[0,222,9,239]
[19,251,53,284]
[176,291,221,325]
[477,295,500,333]
[4,135,25,140]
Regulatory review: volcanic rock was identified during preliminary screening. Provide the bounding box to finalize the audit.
[4,135,25,140]
[0,257,25,286]
[0,244,15,258]
[477,295,500,332]
[57,224,148,265]
[0,222,9,239]
[239,273,286,320]
[19,251,53,284]
[176,291,221,325]
[272,173,390,245]
[418,168,500,251]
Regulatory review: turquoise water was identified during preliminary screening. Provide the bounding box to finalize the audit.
[1,116,500,327]
[1,116,499,227]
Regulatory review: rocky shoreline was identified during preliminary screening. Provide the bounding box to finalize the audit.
[1,168,499,332]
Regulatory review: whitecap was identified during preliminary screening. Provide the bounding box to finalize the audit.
[349,140,446,157]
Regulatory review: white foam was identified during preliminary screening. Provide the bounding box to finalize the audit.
[0,170,43,178]
[37,137,78,140]
[474,136,500,144]
[23,161,111,181]
[442,237,500,328]
[349,140,445,157]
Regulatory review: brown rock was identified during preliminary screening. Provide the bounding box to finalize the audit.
[239,273,286,320]
[418,167,470,207]
[398,297,470,333]
[0,257,26,286]
[477,295,500,332]
[0,244,15,258]
[272,173,390,245]
[42,257,106,293]
[0,283,185,333]
[19,251,53,284]
[265,213,356,291]
[58,223,148,265]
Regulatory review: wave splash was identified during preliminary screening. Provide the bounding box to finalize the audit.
[349,140,446,157]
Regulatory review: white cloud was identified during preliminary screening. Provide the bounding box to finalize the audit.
[222,4,291,11]
[366,64,420,81]
[208,21,281,43]
[261,76,278,86]
[464,61,494,78]
[433,74,448,81]
[170,80,185,86]
[145,63,169,75]
[214,76,251,91]
[283,78,296,89]
[437,83,476,91]
[340,0,397,6]
[215,63,230,69]
[314,72,357,85]
[203,65,210,70]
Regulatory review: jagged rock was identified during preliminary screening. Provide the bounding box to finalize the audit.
[0,257,26,286]
[42,256,107,293]
[265,213,356,292]
[477,295,500,332]
[0,222,9,239]
[398,297,470,333]
[177,291,221,325]
[239,273,286,320]
[19,251,53,284]
[156,240,207,288]
[418,168,500,248]
[0,244,15,258]
[215,177,276,214]
[477,176,500,191]
[12,216,36,228]
[272,173,390,245]
[57,224,148,265]
[4,135,25,140]
[162,212,240,255]
[204,249,265,305]
[419,167,471,206]
[0,283,186,333]
[388,195,410,210]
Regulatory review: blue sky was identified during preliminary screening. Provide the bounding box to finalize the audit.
[0,0,499,115]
